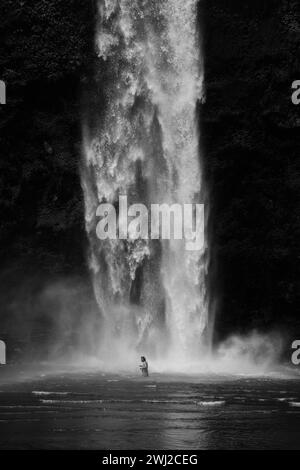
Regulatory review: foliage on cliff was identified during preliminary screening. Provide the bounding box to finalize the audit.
[0,0,95,275]
[0,0,96,353]
[201,0,300,338]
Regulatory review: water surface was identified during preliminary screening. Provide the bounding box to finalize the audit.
[0,369,299,449]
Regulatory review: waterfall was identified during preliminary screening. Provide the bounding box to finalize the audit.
[82,0,208,366]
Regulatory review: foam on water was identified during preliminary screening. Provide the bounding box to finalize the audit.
[32,391,69,396]
[196,401,225,406]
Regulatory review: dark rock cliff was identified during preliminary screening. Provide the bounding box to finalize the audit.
[201,0,299,343]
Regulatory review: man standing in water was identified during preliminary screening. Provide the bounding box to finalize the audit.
[139,356,149,377]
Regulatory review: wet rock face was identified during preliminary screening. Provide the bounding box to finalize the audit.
[0,0,95,276]
[201,0,299,339]
[0,0,96,354]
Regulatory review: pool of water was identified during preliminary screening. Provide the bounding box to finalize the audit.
[0,369,299,449]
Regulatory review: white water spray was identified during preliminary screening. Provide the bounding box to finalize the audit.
[82,0,208,365]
